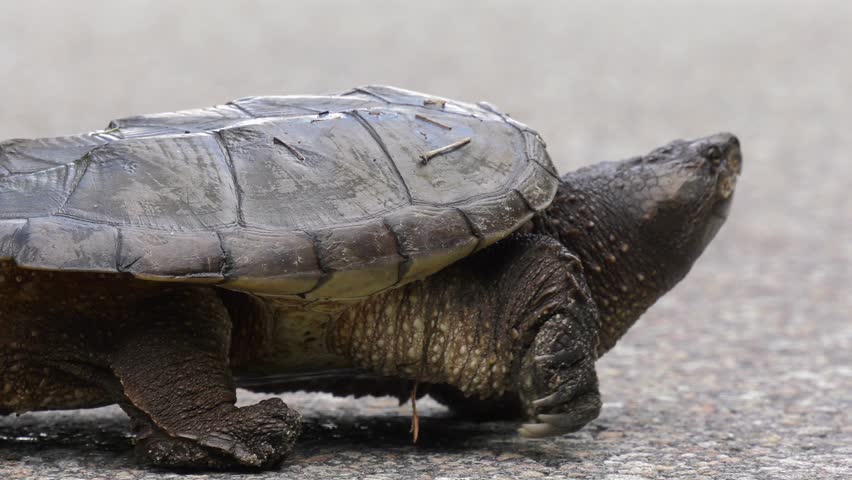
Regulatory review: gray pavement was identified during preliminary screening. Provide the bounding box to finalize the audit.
[1,1,850,479]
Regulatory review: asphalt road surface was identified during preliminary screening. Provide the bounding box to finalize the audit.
[1,1,850,479]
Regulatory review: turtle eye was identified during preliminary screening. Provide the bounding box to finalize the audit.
[703,145,723,166]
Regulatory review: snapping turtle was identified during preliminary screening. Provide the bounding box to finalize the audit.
[0,86,741,469]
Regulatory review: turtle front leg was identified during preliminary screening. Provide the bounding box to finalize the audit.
[494,237,603,436]
[107,287,301,469]
[331,234,602,436]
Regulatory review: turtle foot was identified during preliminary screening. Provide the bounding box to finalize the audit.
[517,313,601,438]
[134,398,302,470]
[136,432,234,470]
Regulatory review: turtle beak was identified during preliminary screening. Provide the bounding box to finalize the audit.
[699,133,742,253]
[716,135,742,200]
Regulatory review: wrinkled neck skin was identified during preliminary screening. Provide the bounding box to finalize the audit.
[533,176,672,356]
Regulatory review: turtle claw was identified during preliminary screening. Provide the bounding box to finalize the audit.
[517,418,579,439]
[537,389,601,427]
[518,421,562,438]
[534,343,584,367]
[519,392,601,438]
[532,390,571,408]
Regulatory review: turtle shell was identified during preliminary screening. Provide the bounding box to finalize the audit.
[0,86,558,299]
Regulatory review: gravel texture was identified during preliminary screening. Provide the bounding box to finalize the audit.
[1,1,850,479]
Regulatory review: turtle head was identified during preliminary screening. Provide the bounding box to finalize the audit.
[538,133,742,354]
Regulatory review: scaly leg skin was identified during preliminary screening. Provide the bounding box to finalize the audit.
[331,234,602,437]
[107,288,301,469]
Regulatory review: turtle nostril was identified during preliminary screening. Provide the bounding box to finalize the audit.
[708,132,740,156]
[714,134,742,175]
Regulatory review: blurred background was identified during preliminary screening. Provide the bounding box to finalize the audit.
[1,1,850,478]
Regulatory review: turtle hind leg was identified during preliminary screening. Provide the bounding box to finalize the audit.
[107,287,301,470]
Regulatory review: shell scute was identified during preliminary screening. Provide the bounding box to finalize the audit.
[305,219,404,299]
[0,219,26,261]
[220,229,321,295]
[12,218,118,272]
[218,114,408,230]
[385,206,478,282]
[61,133,239,230]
